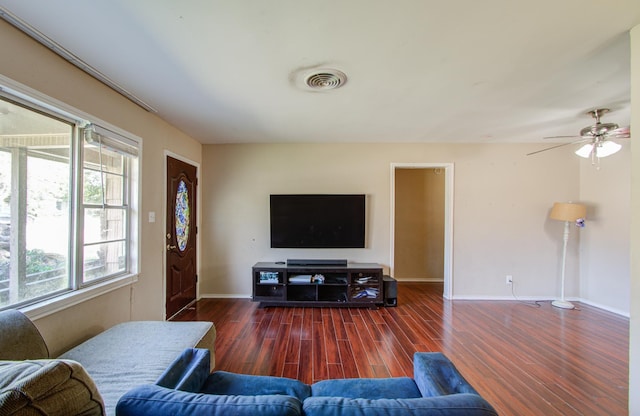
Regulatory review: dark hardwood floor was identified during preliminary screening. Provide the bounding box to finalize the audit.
[172,282,629,415]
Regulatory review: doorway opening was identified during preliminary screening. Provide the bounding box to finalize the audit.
[390,163,453,298]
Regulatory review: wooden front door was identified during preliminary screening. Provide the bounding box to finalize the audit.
[166,156,197,318]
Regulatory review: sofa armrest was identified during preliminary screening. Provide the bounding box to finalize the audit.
[155,348,210,392]
[303,395,498,416]
[413,352,478,397]
[0,359,105,416]
[0,310,49,360]
[116,384,303,416]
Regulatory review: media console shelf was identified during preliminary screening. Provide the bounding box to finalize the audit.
[252,262,383,308]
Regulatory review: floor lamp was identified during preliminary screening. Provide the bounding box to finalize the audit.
[549,202,586,310]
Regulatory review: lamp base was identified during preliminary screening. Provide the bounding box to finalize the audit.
[552,299,575,310]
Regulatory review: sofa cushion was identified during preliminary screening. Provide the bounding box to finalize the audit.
[311,377,421,399]
[200,371,311,401]
[302,395,499,416]
[116,384,303,416]
[0,359,105,416]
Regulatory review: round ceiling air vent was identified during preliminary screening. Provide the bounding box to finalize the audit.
[304,69,347,90]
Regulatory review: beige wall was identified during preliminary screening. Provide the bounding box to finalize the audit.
[629,24,639,416]
[0,21,202,355]
[200,142,597,300]
[394,168,445,280]
[579,143,631,314]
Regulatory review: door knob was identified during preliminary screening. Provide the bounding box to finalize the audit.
[167,244,177,251]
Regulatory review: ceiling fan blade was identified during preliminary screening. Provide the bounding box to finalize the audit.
[527,142,577,156]
[607,126,630,138]
[543,135,581,140]
[526,139,589,156]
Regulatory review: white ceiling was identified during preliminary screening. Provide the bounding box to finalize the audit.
[1,1,639,145]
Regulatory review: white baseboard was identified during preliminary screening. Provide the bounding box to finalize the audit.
[451,295,550,301]
[199,293,252,299]
[576,298,630,317]
[450,295,629,317]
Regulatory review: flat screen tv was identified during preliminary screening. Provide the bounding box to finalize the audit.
[270,194,365,248]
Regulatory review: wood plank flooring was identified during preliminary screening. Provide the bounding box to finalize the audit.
[172,283,629,416]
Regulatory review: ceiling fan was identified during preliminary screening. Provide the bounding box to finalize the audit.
[527,108,630,164]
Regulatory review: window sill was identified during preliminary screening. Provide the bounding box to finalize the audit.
[20,274,138,321]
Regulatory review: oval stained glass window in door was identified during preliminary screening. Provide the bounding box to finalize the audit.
[175,180,190,251]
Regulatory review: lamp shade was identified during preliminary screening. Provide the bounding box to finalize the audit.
[549,202,586,222]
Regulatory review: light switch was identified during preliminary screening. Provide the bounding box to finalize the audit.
[148,211,156,223]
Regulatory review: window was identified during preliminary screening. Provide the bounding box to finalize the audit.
[0,86,139,311]
[82,125,138,283]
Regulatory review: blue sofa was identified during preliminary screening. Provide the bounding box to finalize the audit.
[116,348,498,416]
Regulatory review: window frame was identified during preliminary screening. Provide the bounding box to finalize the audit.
[0,75,141,320]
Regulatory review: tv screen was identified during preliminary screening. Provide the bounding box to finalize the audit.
[270,194,365,248]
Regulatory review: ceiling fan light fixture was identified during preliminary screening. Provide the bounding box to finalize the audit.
[575,141,621,158]
[575,144,594,158]
[596,140,622,157]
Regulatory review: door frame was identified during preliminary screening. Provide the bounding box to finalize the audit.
[164,151,201,319]
[390,163,454,299]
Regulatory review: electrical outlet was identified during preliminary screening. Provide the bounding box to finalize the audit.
[506,275,513,285]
